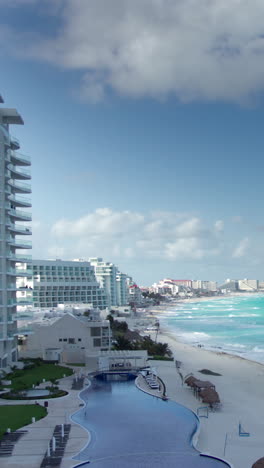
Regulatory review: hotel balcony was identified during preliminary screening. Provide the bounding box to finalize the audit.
[0,299,19,307]
[8,164,31,180]
[8,223,32,235]
[8,194,31,208]
[10,135,20,150]
[7,268,33,277]
[8,238,32,249]
[10,151,31,166]
[9,208,32,221]
[7,253,32,262]
[8,180,31,194]
[16,297,33,306]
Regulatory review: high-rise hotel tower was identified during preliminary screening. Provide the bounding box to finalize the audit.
[0,95,32,369]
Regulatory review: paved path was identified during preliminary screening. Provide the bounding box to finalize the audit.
[0,372,89,468]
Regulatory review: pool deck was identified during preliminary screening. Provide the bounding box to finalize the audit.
[0,372,89,468]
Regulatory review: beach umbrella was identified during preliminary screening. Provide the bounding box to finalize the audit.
[185,376,198,387]
[193,380,215,390]
[200,389,220,404]
[252,458,264,468]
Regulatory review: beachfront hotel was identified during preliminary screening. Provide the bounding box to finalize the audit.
[89,257,118,307]
[17,259,108,310]
[116,271,129,306]
[0,95,32,369]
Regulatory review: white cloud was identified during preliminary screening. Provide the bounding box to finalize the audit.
[51,208,144,238]
[232,237,250,258]
[50,208,222,261]
[3,0,264,103]
[214,220,224,232]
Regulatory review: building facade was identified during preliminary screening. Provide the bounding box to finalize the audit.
[0,95,32,369]
[18,259,108,310]
[116,271,128,306]
[238,279,258,291]
[89,258,118,307]
[19,313,111,365]
[191,280,217,291]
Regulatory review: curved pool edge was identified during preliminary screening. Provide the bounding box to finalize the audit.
[136,375,233,468]
[69,380,93,464]
[200,453,234,468]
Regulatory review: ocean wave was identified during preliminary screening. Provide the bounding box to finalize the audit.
[224,343,247,349]
[252,346,264,352]
[176,331,211,343]
[228,313,260,318]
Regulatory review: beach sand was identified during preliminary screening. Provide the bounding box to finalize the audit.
[149,328,264,468]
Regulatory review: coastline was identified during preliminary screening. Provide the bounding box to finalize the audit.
[146,292,264,365]
[140,300,264,468]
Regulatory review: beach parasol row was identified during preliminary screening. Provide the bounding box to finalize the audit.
[184,375,220,405]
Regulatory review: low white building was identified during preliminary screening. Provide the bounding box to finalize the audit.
[18,313,111,366]
[85,349,148,372]
[238,279,258,291]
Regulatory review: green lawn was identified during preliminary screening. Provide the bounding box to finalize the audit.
[7,363,73,391]
[0,405,47,439]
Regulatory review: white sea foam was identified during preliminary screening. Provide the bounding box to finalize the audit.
[252,346,264,352]
[224,343,247,349]
[176,331,211,343]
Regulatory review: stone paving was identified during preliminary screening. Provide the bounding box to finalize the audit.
[0,371,89,468]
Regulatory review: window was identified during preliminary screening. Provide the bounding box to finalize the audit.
[69,338,75,344]
[93,338,101,347]
[78,338,82,342]
[90,327,101,337]
[63,338,67,342]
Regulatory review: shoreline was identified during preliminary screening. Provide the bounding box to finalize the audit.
[146,293,264,366]
[146,329,264,468]
[133,298,264,467]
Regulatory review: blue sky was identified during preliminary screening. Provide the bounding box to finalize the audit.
[2,0,264,285]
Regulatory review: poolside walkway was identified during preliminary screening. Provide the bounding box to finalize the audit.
[0,372,89,468]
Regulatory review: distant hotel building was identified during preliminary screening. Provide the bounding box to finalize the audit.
[18,260,108,310]
[89,258,118,307]
[0,95,32,369]
[116,271,128,306]
[191,280,217,292]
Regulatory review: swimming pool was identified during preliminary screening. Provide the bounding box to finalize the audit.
[72,377,230,467]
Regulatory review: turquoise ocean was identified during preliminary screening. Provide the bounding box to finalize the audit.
[157,294,264,364]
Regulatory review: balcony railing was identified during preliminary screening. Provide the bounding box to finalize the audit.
[8,194,31,207]
[8,253,32,262]
[10,135,20,149]
[9,209,32,221]
[7,268,33,276]
[8,164,31,180]
[8,224,32,235]
[8,180,31,193]
[10,151,31,165]
[8,238,32,248]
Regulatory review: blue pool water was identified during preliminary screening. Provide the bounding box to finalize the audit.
[158,294,264,363]
[72,378,229,467]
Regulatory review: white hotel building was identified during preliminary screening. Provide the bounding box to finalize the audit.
[0,95,32,369]
[116,271,128,306]
[18,259,108,310]
[89,258,118,307]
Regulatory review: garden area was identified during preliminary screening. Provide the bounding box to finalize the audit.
[0,359,73,399]
[0,405,47,439]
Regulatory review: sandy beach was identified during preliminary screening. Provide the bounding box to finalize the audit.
[144,308,264,468]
